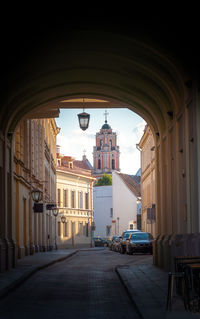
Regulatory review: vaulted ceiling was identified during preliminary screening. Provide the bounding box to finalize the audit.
[1,20,198,139]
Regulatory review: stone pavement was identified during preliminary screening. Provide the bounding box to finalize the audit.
[0,249,78,299]
[116,263,200,319]
[0,249,200,318]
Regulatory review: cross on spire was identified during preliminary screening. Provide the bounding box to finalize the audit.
[104,110,109,123]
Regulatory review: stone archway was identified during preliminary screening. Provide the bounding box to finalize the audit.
[0,26,199,272]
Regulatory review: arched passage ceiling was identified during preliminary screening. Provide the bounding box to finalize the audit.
[0,26,191,138]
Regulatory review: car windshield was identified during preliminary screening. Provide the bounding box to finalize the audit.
[112,236,118,240]
[131,233,149,241]
[123,232,134,239]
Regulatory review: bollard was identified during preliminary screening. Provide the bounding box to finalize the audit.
[157,234,166,268]
[153,234,160,266]
[163,234,173,272]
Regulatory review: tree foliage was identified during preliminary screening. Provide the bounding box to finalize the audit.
[95,173,112,186]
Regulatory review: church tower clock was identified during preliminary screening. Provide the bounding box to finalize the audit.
[93,111,120,178]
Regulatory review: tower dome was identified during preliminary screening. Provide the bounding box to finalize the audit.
[101,120,111,130]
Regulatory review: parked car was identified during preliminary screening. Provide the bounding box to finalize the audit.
[125,231,153,254]
[109,235,119,251]
[93,237,110,247]
[110,235,122,252]
[119,229,141,254]
[102,238,111,247]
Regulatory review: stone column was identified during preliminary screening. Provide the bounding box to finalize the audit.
[0,133,7,272]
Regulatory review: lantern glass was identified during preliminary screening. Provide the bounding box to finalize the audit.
[53,208,58,217]
[61,216,66,223]
[77,112,90,131]
[31,189,43,202]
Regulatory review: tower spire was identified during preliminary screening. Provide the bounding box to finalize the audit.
[103,110,109,123]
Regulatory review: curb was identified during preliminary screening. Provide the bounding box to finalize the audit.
[115,266,143,319]
[0,250,79,300]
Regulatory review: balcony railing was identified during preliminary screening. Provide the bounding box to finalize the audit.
[56,207,92,218]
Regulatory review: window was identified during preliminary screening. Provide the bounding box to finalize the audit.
[129,224,133,230]
[110,208,113,218]
[63,222,68,237]
[57,189,61,207]
[58,222,61,237]
[85,192,89,209]
[71,190,75,208]
[78,222,83,236]
[98,159,101,169]
[78,192,83,208]
[85,222,89,237]
[63,189,68,207]
[112,159,115,169]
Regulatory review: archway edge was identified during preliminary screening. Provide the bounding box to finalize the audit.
[2,28,188,137]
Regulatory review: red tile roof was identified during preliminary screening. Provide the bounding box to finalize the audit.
[117,172,141,197]
[73,160,92,171]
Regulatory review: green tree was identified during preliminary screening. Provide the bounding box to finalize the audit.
[95,174,112,186]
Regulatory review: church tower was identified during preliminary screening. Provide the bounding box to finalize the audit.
[93,111,120,178]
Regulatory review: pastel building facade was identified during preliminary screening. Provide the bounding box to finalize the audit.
[56,148,96,248]
[13,118,59,259]
[138,124,156,237]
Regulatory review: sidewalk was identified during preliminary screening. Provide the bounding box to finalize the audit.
[116,264,200,319]
[0,249,78,299]
[1,249,200,318]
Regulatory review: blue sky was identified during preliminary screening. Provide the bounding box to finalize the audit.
[55,108,146,175]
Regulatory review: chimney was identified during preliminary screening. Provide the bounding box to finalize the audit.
[56,145,60,154]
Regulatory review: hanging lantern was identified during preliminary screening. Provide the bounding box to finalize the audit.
[77,99,90,131]
[31,188,43,202]
[52,208,59,217]
[61,215,66,223]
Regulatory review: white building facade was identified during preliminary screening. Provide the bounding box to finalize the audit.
[112,171,141,236]
[93,185,113,238]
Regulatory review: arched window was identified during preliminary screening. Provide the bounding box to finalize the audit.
[112,159,115,169]
[98,159,101,169]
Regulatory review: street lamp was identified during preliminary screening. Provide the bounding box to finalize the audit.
[77,99,90,131]
[52,207,59,250]
[117,217,120,235]
[61,215,66,224]
[31,188,43,202]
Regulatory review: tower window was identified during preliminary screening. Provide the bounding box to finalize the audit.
[98,159,101,169]
[112,159,115,169]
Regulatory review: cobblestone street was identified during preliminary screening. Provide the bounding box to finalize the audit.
[0,248,152,319]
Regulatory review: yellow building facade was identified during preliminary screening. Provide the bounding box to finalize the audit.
[13,118,59,258]
[138,125,156,237]
[56,149,96,248]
